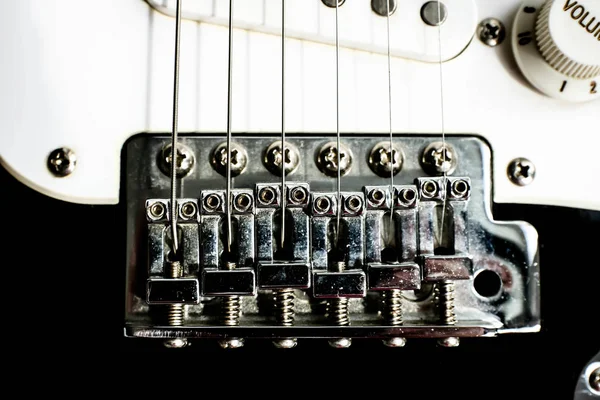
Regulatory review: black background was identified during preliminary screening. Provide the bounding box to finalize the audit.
[2,164,597,397]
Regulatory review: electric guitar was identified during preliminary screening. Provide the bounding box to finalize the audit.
[1,0,598,396]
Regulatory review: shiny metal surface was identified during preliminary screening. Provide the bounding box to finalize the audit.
[574,353,600,399]
[371,0,397,17]
[316,142,353,178]
[420,142,457,176]
[47,147,76,177]
[421,1,448,26]
[368,142,404,178]
[478,18,506,47]
[210,141,248,178]
[124,134,540,343]
[264,141,300,177]
[508,157,536,186]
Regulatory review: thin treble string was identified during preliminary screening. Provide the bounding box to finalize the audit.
[386,0,394,220]
[169,0,183,255]
[226,0,234,254]
[437,1,447,244]
[280,0,287,250]
[335,0,342,250]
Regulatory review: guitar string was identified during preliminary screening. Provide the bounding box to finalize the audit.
[386,0,394,221]
[280,0,287,250]
[335,0,342,250]
[226,0,234,254]
[437,0,448,247]
[169,0,183,255]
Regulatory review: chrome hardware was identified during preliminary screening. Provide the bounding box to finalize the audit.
[264,141,301,177]
[421,1,448,27]
[322,0,345,8]
[211,141,248,177]
[316,142,353,177]
[508,157,536,186]
[47,147,77,177]
[158,142,195,178]
[478,18,506,47]
[421,141,457,176]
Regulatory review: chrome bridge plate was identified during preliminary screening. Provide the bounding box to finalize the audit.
[124,134,540,343]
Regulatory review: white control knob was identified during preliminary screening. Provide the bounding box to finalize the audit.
[512,0,600,102]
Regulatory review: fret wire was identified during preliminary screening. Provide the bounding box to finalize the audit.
[169,0,183,255]
[386,0,394,219]
[280,0,286,250]
[226,0,234,254]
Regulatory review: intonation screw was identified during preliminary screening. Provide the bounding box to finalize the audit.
[158,143,195,178]
[211,142,248,178]
[272,288,298,349]
[435,281,459,347]
[218,262,244,349]
[327,261,352,349]
[163,260,189,349]
[478,18,506,47]
[264,141,301,177]
[507,158,535,186]
[381,290,406,348]
[47,147,77,177]
[421,141,457,176]
[368,142,403,178]
[316,142,353,178]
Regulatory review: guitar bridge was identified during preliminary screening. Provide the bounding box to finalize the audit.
[124,134,540,348]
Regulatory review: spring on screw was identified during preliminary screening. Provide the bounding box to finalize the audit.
[275,288,295,326]
[382,290,403,326]
[328,298,350,326]
[166,261,185,327]
[222,295,241,326]
[435,281,457,325]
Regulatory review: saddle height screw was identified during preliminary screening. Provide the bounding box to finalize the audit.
[381,290,406,348]
[328,261,352,349]
[218,262,244,349]
[163,260,189,349]
[436,281,460,347]
[272,288,298,349]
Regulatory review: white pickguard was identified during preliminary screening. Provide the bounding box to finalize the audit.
[0,0,599,210]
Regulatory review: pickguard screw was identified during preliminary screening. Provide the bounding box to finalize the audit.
[590,368,600,392]
[368,142,403,177]
[158,143,195,178]
[316,142,353,177]
[264,141,301,177]
[421,1,448,26]
[327,261,352,349]
[211,142,248,178]
[478,18,506,47]
[421,142,457,176]
[371,0,397,17]
[218,262,244,349]
[47,147,76,177]
[508,158,535,186]
[322,0,345,8]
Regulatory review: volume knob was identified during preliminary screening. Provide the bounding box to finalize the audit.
[536,0,600,79]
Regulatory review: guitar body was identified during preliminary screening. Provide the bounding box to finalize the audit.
[1,0,598,395]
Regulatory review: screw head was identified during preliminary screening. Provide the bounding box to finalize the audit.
[258,186,278,207]
[383,337,407,348]
[421,1,448,26]
[450,179,470,199]
[264,141,301,177]
[589,368,600,392]
[421,142,457,176]
[218,338,245,349]
[163,338,188,349]
[344,195,363,214]
[211,142,248,178]
[438,337,460,347]
[289,186,309,206]
[313,195,334,215]
[233,192,253,213]
[371,0,397,17]
[368,142,403,177]
[180,201,197,220]
[316,142,353,177]
[272,338,298,349]
[158,143,195,178]
[203,193,223,213]
[328,337,352,348]
[367,188,388,208]
[478,18,506,47]
[397,187,417,207]
[508,158,535,186]
[147,201,167,221]
[47,147,77,177]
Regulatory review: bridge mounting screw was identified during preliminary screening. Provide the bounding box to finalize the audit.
[421,142,457,176]
[211,142,248,178]
[508,158,535,186]
[158,143,195,178]
[478,18,506,47]
[368,142,403,177]
[264,141,301,177]
[47,147,77,177]
[316,142,353,177]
